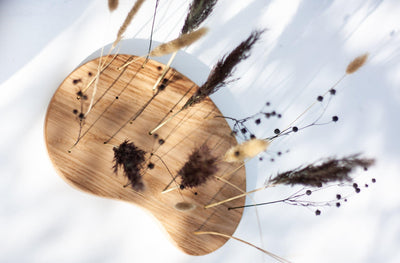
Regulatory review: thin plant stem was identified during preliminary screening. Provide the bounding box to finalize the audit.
[204,185,270,209]
[149,107,182,135]
[193,231,291,263]
[151,51,178,91]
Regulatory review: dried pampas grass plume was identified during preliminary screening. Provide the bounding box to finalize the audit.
[108,0,118,12]
[150,27,208,57]
[178,145,218,188]
[113,0,146,48]
[181,0,217,34]
[224,139,269,163]
[346,53,369,74]
[268,154,375,187]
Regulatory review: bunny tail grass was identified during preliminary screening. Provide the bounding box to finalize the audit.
[113,0,146,48]
[346,53,369,74]
[181,0,217,34]
[194,231,291,263]
[224,139,269,163]
[150,27,208,57]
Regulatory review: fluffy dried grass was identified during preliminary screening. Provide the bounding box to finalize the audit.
[113,0,146,48]
[150,27,208,57]
[224,139,269,163]
[346,53,368,74]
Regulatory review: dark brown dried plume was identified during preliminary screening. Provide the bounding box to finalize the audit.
[181,0,217,35]
[269,154,375,187]
[113,140,146,191]
[182,29,264,109]
[178,145,218,188]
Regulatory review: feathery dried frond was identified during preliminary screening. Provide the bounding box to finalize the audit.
[108,0,119,12]
[178,145,218,188]
[150,27,208,57]
[182,29,264,109]
[113,0,146,48]
[269,154,375,187]
[181,0,217,34]
[346,53,368,74]
[224,139,269,163]
[113,140,146,191]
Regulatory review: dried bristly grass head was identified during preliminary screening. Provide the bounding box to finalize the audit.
[181,0,217,34]
[182,29,265,109]
[113,140,146,191]
[268,154,375,187]
[108,0,118,12]
[178,145,218,188]
[150,27,208,57]
[224,139,269,163]
[346,53,369,74]
[112,0,146,48]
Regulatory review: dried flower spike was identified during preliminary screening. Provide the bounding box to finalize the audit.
[182,29,264,109]
[181,0,217,34]
[150,27,208,57]
[346,53,368,74]
[268,154,375,187]
[178,145,218,188]
[113,0,146,48]
[108,0,118,12]
[113,140,146,191]
[224,139,269,163]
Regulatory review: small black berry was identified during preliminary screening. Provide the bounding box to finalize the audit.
[330,89,336,95]
[306,190,312,195]
[158,139,165,145]
[332,116,339,122]
[372,178,376,183]
[274,129,280,134]
[250,134,256,139]
[317,96,323,102]
[255,118,261,125]
[72,109,78,114]
[240,128,247,134]
[315,210,321,216]
[292,126,298,132]
[355,188,361,193]
[336,194,341,200]
[147,163,155,169]
[336,202,341,208]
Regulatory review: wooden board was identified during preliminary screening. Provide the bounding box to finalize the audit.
[44,54,246,255]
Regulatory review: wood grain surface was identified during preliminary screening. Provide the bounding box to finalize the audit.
[44,54,246,255]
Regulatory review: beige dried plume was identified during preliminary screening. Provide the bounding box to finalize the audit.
[149,27,208,57]
[224,139,270,163]
[112,0,146,48]
[346,53,369,74]
[108,0,118,12]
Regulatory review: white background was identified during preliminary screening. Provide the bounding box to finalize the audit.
[1,0,400,262]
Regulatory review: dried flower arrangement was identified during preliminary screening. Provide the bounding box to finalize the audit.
[43,1,378,262]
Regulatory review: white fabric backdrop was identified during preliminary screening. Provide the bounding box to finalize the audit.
[1,0,400,262]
